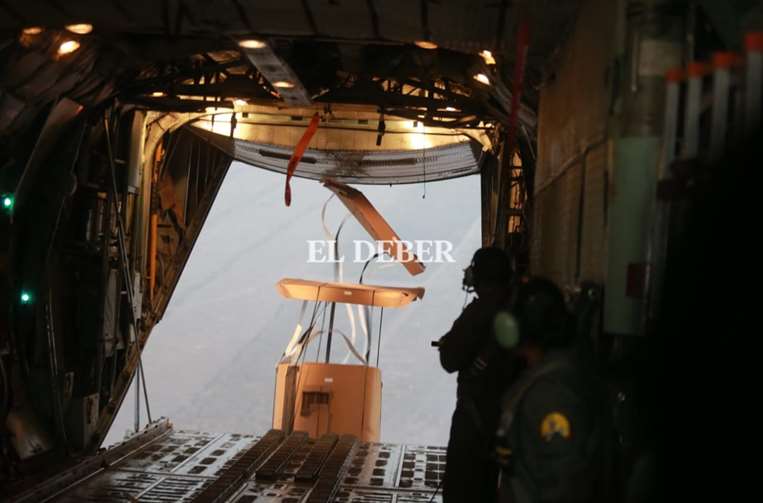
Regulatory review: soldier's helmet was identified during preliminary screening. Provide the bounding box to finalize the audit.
[514,277,572,349]
[471,246,513,286]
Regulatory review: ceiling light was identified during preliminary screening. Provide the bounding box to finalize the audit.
[414,40,438,50]
[273,80,295,89]
[473,73,491,86]
[22,26,43,35]
[57,40,80,56]
[65,23,93,35]
[479,50,496,65]
[233,98,248,107]
[239,39,266,49]
[445,106,457,112]
[151,91,166,97]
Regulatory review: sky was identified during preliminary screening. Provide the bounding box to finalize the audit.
[105,161,481,447]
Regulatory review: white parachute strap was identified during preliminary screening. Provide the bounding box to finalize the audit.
[281,282,325,365]
[281,318,330,365]
[321,192,364,364]
[342,303,359,364]
[293,327,367,365]
[280,300,309,364]
[356,255,393,364]
[331,327,367,365]
[320,193,351,285]
[320,193,336,242]
[333,216,358,364]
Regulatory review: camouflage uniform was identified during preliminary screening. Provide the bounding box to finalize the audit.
[496,350,612,503]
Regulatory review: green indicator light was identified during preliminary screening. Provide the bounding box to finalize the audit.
[20,291,33,304]
[2,195,13,211]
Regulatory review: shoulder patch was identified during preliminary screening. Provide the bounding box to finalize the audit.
[540,412,571,441]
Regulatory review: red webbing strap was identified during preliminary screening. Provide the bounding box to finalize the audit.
[285,112,320,206]
[506,21,529,159]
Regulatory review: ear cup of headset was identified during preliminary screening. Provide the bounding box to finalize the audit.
[462,264,476,291]
[493,310,520,349]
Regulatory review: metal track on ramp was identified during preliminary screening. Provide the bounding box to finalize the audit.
[21,423,444,503]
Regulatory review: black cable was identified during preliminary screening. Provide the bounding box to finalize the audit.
[316,301,328,361]
[358,253,381,285]
[307,295,322,328]
[359,254,381,364]
[138,358,152,423]
[325,302,337,363]
[428,476,444,502]
[310,283,325,361]
[134,361,141,433]
[364,306,373,364]
[45,291,69,448]
[333,218,347,282]
[288,301,323,365]
[375,307,384,367]
[296,324,313,368]
[297,298,322,363]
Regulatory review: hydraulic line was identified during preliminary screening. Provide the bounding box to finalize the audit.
[103,115,152,425]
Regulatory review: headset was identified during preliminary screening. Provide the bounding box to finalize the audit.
[462,261,477,293]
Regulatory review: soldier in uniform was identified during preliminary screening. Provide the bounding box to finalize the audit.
[438,246,519,503]
[495,277,612,503]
